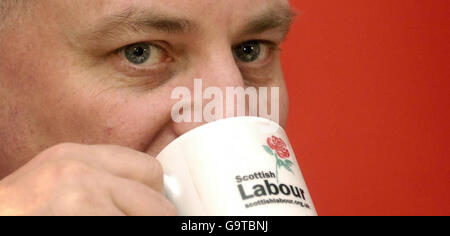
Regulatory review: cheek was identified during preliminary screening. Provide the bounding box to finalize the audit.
[61,88,176,151]
[23,65,174,151]
[100,96,172,149]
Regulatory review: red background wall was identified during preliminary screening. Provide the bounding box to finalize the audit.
[282,0,450,216]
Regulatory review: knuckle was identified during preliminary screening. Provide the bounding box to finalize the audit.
[61,189,91,206]
[29,161,101,213]
[50,163,102,211]
[36,143,80,161]
[58,160,93,180]
[43,159,94,183]
[57,187,98,211]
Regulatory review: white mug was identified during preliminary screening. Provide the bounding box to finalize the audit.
[157,117,317,216]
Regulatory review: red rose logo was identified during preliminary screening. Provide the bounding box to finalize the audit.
[267,136,290,159]
[263,136,294,183]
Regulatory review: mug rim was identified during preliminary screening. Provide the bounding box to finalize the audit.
[157,116,283,158]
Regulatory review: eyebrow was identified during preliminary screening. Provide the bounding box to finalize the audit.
[85,5,295,42]
[86,7,194,41]
[241,5,296,38]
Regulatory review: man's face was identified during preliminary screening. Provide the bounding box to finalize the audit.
[0,0,292,176]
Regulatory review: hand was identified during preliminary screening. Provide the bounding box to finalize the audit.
[0,143,176,216]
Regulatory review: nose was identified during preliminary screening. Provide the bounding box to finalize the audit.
[171,45,247,137]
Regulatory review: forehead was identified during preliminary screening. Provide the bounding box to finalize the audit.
[39,0,291,27]
[75,0,290,13]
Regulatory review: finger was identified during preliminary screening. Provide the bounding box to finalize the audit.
[106,175,177,216]
[54,201,127,216]
[87,144,165,193]
[39,143,165,193]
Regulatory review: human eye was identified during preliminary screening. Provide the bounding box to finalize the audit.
[233,40,279,67]
[120,42,171,67]
[107,41,174,89]
[111,42,174,78]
